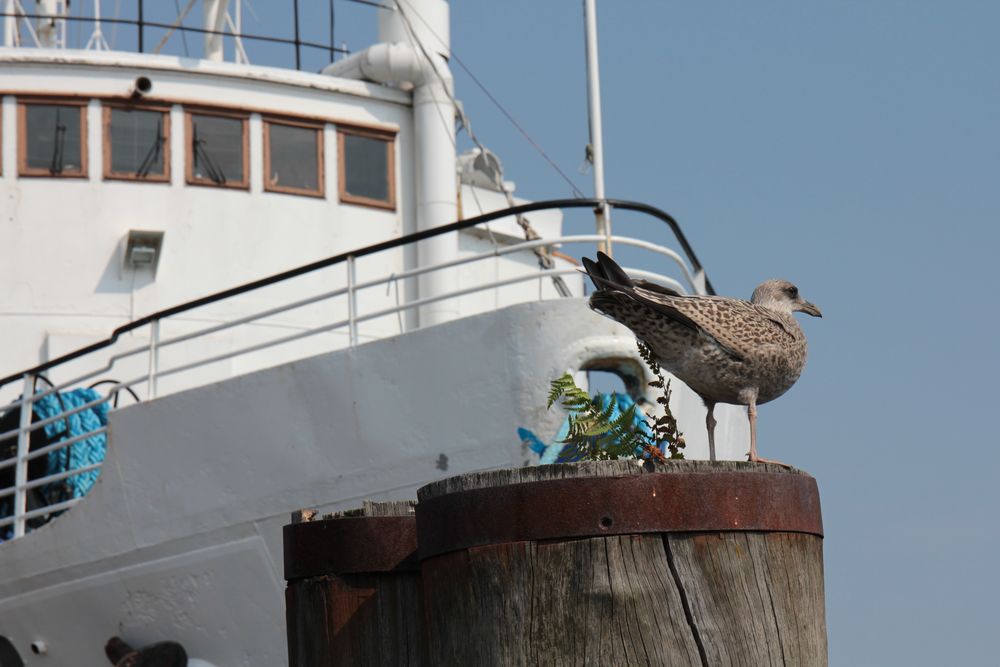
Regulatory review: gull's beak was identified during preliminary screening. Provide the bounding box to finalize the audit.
[798,300,823,318]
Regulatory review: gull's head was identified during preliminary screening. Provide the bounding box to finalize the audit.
[751,280,822,317]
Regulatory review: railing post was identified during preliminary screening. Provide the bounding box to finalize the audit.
[148,319,160,399]
[13,373,35,538]
[346,255,358,346]
[137,0,144,52]
[293,0,301,70]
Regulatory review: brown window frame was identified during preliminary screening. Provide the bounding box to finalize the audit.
[18,97,89,179]
[337,125,397,211]
[102,103,172,183]
[263,116,325,198]
[185,108,250,190]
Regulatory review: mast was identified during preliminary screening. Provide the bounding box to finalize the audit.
[583,0,611,255]
[203,0,230,61]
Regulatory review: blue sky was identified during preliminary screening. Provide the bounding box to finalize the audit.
[444,4,998,664]
[105,1,999,663]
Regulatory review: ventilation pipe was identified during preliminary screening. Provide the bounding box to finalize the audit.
[4,0,18,47]
[34,0,67,48]
[323,0,458,328]
[203,0,230,62]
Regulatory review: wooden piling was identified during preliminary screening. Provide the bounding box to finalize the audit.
[415,460,826,666]
[283,500,424,667]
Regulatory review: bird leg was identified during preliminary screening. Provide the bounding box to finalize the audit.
[746,398,791,467]
[705,401,717,462]
[747,398,758,461]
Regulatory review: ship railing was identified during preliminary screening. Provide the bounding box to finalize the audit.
[0,2,348,70]
[0,198,713,539]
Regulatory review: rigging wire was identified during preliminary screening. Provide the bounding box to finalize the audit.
[395,0,573,297]
[135,121,165,179]
[172,0,191,57]
[49,108,67,175]
[329,0,335,61]
[342,0,393,9]
[152,0,197,55]
[395,0,585,199]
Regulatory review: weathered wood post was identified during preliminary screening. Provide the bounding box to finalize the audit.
[283,500,424,666]
[416,460,826,666]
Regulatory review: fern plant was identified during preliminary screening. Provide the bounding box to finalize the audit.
[546,341,685,462]
[637,340,686,459]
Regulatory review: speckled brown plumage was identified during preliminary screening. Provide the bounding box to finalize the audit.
[582,252,822,463]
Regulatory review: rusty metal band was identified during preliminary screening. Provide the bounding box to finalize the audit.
[283,516,419,580]
[416,472,822,560]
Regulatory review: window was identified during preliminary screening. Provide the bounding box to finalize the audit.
[104,106,170,181]
[187,111,249,188]
[264,118,323,197]
[338,126,395,209]
[18,100,88,177]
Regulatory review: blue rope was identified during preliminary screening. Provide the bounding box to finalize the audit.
[519,392,659,464]
[32,388,109,498]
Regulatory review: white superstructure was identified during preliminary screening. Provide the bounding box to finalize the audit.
[0,2,746,665]
[0,1,575,397]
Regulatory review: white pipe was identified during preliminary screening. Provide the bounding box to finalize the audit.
[321,42,425,85]
[324,0,458,327]
[583,0,611,254]
[4,0,17,47]
[35,0,61,48]
[412,53,457,326]
[231,0,248,64]
[203,0,229,62]
[380,0,449,58]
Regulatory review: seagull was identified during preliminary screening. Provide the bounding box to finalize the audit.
[581,252,821,464]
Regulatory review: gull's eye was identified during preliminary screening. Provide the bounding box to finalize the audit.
[786,285,799,298]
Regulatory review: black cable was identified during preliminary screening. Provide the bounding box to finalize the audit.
[135,120,164,178]
[49,108,67,175]
[173,0,191,57]
[88,380,142,407]
[192,125,226,185]
[342,0,392,8]
[293,0,301,70]
[329,0,335,62]
[397,0,586,198]
[0,12,350,54]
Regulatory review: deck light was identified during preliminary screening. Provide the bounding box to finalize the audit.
[124,229,165,276]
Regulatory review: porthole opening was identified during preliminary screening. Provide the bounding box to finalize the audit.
[0,636,24,666]
[582,358,644,401]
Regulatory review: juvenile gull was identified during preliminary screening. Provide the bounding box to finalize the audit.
[582,252,821,463]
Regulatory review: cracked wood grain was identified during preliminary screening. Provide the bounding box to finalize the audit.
[665,532,827,666]
[417,461,825,665]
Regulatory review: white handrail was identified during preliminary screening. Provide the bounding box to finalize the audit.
[0,426,109,471]
[12,373,32,537]
[2,338,152,412]
[0,497,80,529]
[0,231,702,540]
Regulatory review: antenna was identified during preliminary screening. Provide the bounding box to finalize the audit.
[225,0,249,64]
[84,0,110,50]
[36,0,69,48]
[4,0,20,47]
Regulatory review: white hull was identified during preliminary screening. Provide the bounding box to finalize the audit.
[0,299,746,665]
